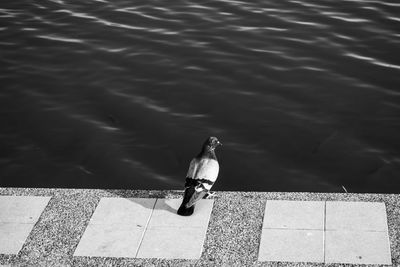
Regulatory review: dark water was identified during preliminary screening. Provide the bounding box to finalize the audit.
[1,0,400,193]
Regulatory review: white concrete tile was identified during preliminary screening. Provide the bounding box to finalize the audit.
[258,229,324,263]
[0,196,50,255]
[74,198,157,258]
[89,198,156,226]
[137,227,207,259]
[74,197,213,259]
[326,201,388,231]
[74,223,144,257]
[0,222,35,254]
[0,196,50,223]
[263,200,324,230]
[147,199,214,229]
[325,230,392,265]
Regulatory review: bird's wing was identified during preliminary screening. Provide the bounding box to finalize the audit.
[185,188,207,208]
[183,158,219,207]
[186,158,198,179]
[193,158,219,191]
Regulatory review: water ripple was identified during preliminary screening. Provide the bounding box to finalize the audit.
[55,9,179,34]
[345,52,400,70]
[37,34,84,44]
[115,7,183,23]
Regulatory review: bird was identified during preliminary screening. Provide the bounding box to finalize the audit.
[177,136,221,216]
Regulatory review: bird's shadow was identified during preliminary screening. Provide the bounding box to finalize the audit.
[105,189,181,215]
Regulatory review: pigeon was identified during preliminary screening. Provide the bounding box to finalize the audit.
[177,136,221,216]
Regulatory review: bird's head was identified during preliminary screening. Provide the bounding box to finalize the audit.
[203,136,222,151]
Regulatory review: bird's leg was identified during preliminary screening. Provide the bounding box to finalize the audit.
[203,191,216,199]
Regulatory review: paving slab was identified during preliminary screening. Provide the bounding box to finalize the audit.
[74,223,145,257]
[74,198,213,259]
[0,223,36,255]
[0,196,50,223]
[74,198,156,257]
[326,201,388,231]
[258,229,324,263]
[147,198,214,229]
[259,200,392,265]
[0,196,50,255]
[89,198,156,225]
[324,201,391,265]
[325,230,392,265]
[259,200,325,263]
[137,227,208,259]
[263,200,324,230]
[137,198,214,259]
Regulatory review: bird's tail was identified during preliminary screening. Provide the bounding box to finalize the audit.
[186,187,206,208]
[177,186,196,216]
[177,203,195,216]
[177,186,207,216]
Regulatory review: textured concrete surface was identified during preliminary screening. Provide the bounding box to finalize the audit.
[0,187,398,266]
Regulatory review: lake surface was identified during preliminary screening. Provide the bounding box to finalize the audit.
[1,0,400,193]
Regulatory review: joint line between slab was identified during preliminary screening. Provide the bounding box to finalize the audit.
[135,198,157,258]
[262,200,268,229]
[323,201,326,263]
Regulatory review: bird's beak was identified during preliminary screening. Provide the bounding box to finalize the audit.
[217,141,222,146]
